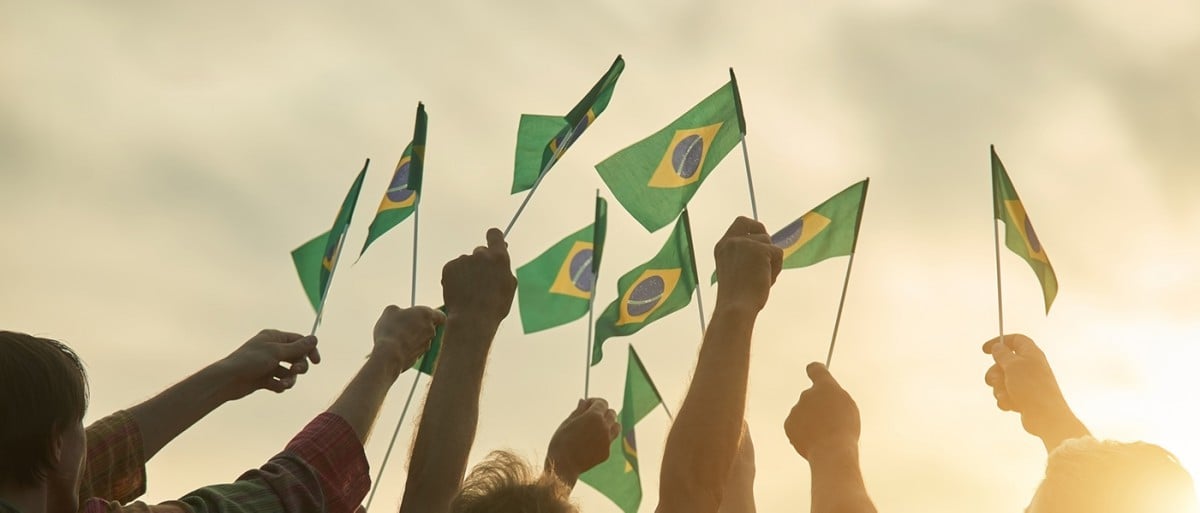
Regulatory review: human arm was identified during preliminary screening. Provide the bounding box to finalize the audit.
[656,217,782,513]
[399,228,517,513]
[126,330,321,461]
[983,334,1091,453]
[544,398,620,489]
[717,422,756,513]
[785,363,876,513]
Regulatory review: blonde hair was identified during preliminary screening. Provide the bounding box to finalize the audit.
[1028,437,1198,513]
[451,451,578,513]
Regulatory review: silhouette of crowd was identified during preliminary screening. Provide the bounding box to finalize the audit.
[2,218,1196,513]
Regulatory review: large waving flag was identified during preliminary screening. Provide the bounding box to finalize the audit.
[591,215,697,365]
[580,345,667,513]
[516,196,608,333]
[713,179,869,283]
[596,81,742,232]
[291,159,369,312]
[992,146,1058,312]
[512,55,625,193]
[360,103,428,256]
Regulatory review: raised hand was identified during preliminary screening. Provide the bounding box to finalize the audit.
[983,334,1089,452]
[784,363,861,460]
[442,228,518,325]
[372,305,447,370]
[714,217,783,314]
[214,329,321,400]
[545,398,620,488]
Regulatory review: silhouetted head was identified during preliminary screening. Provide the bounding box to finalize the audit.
[1028,437,1198,513]
[451,451,577,513]
[0,331,89,512]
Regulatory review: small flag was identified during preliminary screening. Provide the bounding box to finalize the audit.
[360,103,428,255]
[516,196,609,333]
[512,55,625,193]
[712,179,869,283]
[592,215,697,365]
[291,159,369,312]
[596,81,741,232]
[580,346,667,513]
[412,305,447,375]
[992,146,1058,312]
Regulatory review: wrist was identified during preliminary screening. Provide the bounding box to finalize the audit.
[364,351,407,380]
[203,359,247,404]
[804,437,860,465]
[712,299,761,320]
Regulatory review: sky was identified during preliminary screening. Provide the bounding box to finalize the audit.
[3,1,1200,512]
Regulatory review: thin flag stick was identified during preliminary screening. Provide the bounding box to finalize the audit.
[680,209,707,335]
[504,130,574,237]
[694,287,707,336]
[585,271,597,398]
[991,150,1005,342]
[365,201,423,512]
[309,231,348,336]
[739,135,758,221]
[825,252,856,368]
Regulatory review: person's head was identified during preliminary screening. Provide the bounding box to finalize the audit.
[450,451,577,513]
[1028,437,1198,513]
[0,331,89,511]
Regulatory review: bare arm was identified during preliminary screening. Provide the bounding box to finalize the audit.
[657,217,782,513]
[786,364,876,513]
[127,330,320,460]
[400,228,517,513]
[717,423,756,513]
[983,335,1091,453]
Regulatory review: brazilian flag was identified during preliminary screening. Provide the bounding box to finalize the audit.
[592,213,697,365]
[596,81,742,232]
[580,345,667,513]
[360,103,428,256]
[712,179,869,283]
[291,159,369,313]
[516,196,608,333]
[512,55,625,193]
[992,146,1058,312]
[412,305,447,375]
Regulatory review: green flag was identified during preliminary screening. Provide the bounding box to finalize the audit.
[361,103,428,255]
[992,146,1058,313]
[512,55,625,193]
[592,214,697,365]
[291,159,369,312]
[580,345,666,513]
[712,179,869,284]
[516,196,609,333]
[412,305,447,375]
[596,81,741,232]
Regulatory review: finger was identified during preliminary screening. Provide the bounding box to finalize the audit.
[272,365,297,379]
[989,337,1017,366]
[982,336,1003,354]
[995,391,1014,411]
[723,216,767,238]
[604,408,617,425]
[309,345,322,364]
[806,362,838,387]
[423,307,448,326]
[486,228,507,253]
[274,335,318,361]
[747,233,771,245]
[984,364,1004,387]
[288,357,310,375]
[1003,334,1041,357]
[768,245,783,282]
[609,421,620,441]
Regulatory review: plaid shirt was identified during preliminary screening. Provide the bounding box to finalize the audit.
[79,412,369,513]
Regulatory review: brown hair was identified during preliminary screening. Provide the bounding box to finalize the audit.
[451,451,578,513]
[0,331,89,487]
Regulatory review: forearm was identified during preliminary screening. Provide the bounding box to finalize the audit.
[545,462,580,490]
[399,314,498,513]
[658,303,757,511]
[718,443,756,513]
[808,444,876,513]
[127,363,235,460]
[1036,412,1091,454]
[325,354,406,443]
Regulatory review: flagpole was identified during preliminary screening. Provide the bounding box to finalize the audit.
[309,231,347,336]
[585,272,597,398]
[739,135,758,221]
[825,252,856,368]
[365,201,423,512]
[504,130,574,237]
[991,149,1005,342]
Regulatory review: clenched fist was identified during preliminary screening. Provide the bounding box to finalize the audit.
[372,305,446,370]
[784,363,861,460]
[714,217,783,314]
[442,228,518,324]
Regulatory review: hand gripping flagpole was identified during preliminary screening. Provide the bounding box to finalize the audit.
[990,146,1006,344]
[504,128,575,237]
[825,179,869,369]
[729,68,758,221]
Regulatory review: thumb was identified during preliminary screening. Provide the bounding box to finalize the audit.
[806,362,838,387]
[275,335,318,362]
[486,228,507,252]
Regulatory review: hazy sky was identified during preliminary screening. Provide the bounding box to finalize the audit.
[4,1,1200,512]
